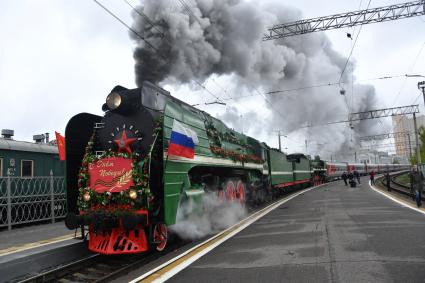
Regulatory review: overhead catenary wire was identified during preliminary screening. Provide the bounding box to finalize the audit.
[338,0,372,84]
[178,0,202,25]
[175,0,232,102]
[339,0,372,122]
[93,0,227,105]
[200,73,409,103]
[395,39,425,104]
[92,0,160,54]
[122,0,165,38]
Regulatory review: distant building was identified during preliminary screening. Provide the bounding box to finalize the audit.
[392,115,425,158]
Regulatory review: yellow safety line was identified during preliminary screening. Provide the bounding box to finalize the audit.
[0,233,75,256]
[140,223,238,283]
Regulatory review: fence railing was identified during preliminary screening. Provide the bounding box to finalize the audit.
[0,172,66,230]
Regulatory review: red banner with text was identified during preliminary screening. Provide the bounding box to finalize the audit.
[88,157,134,193]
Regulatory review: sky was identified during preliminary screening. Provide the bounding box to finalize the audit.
[0,0,424,159]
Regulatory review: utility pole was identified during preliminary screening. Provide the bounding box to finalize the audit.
[278,131,282,151]
[413,113,421,166]
[354,151,357,163]
[276,131,287,152]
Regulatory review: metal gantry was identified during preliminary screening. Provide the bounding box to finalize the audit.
[264,0,425,40]
[349,105,419,122]
[359,131,411,141]
[360,141,409,148]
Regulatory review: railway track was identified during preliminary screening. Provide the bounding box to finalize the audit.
[379,171,418,199]
[16,239,189,283]
[13,186,311,283]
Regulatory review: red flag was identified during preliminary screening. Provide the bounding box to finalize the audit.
[55,131,66,161]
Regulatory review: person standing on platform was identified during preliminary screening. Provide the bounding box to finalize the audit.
[348,171,356,187]
[369,170,375,185]
[410,166,423,207]
[353,170,360,184]
[386,171,391,192]
[341,172,348,186]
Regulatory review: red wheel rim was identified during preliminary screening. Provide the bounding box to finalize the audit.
[235,180,245,203]
[217,189,225,201]
[225,181,236,201]
[153,223,167,251]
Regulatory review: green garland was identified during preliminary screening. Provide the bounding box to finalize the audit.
[77,120,162,214]
[210,145,264,164]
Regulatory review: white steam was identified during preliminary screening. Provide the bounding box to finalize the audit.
[170,192,247,240]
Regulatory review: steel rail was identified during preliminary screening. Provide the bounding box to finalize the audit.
[378,171,419,199]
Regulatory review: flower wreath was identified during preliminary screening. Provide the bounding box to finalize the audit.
[76,119,162,214]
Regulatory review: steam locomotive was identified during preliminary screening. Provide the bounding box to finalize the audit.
[64,81,408,255]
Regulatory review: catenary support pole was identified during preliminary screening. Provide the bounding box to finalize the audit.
[408,133,413,164]
[413,113,421,167]
[278,131,281,151]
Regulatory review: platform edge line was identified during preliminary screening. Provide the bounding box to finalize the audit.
[369,182,425,215]
[0,233,75,257]
[130,184,325,283]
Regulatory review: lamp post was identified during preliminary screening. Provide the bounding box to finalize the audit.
[405,74,425,107]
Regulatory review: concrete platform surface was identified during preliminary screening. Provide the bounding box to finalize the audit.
[0,221,73,251]
[169,178,425,282]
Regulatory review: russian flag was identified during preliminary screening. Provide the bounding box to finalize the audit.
[168,119,199,159]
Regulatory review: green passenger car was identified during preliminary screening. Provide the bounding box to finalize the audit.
[0,135,64,177]
[287,154,312,188]
[268,149,294,189]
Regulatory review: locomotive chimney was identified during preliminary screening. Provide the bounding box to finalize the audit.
[1,129,14,139]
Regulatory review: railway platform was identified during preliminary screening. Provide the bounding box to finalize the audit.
[0,221,85,283]
[125,177,425,282]
[0,221,75,257]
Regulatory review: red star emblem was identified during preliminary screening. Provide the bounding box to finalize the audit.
[114,130,137,154]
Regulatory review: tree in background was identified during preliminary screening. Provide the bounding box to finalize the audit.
[410,126,425,165]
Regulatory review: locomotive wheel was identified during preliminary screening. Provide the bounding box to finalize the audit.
[153,223,168,252]
[235,180,246,204]
[225,179,236,201]
[217,189,225,201]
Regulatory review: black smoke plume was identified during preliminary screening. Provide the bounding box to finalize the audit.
[131,0,382,158]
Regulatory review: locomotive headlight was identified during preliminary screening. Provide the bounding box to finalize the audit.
[83,192,91,202]
[106,92,122,110]
[129,189,138,200]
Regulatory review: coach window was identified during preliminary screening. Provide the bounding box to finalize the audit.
[21,160,34,177]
